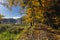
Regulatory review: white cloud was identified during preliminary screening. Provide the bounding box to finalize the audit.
[2,13,25,19]
[12,17,20,19]
[2,17,20,19]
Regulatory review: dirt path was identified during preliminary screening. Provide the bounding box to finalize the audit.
[19,23,60,40]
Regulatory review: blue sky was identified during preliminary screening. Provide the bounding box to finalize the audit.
[0,0,25,19]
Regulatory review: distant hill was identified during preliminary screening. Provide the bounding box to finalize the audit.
[0,18,17,24]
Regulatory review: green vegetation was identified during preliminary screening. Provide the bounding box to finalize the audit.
[0,32,17,40]
[0,24,29,40]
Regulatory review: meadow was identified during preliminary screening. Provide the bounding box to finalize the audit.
[0,24,30,40]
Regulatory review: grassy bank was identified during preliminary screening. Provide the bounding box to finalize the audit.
[0,24,29,40]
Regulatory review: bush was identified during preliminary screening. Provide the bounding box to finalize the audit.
[0,25,10,33]
[9,27,24,34]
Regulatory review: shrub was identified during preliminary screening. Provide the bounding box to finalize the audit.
[9,27,24,34]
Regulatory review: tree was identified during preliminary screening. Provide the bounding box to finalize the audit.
[7,0,45,26]
[7,0,60,29]
[0,14,4,23]
[41,0,60,29]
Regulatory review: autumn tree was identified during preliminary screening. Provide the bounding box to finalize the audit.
[0,14,4,23]
[7,0,60,29]
[42,0,60,29]
[39,0,60,29]
[7,0,45,26]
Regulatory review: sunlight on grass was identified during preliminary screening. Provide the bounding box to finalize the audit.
[0,31,17,40]
[0,24,30,40]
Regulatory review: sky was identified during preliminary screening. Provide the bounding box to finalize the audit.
[0,0,25,19]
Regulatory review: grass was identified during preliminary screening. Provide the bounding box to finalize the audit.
[0,24,60,40]
[0,24,29,40]
[17,25,35,40]
[0,31,17,40]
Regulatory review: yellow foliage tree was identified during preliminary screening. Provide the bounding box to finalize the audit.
[0,14,4,23]
[7,0,60,29]
[0,14,4,20]
[7,0,47,26]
